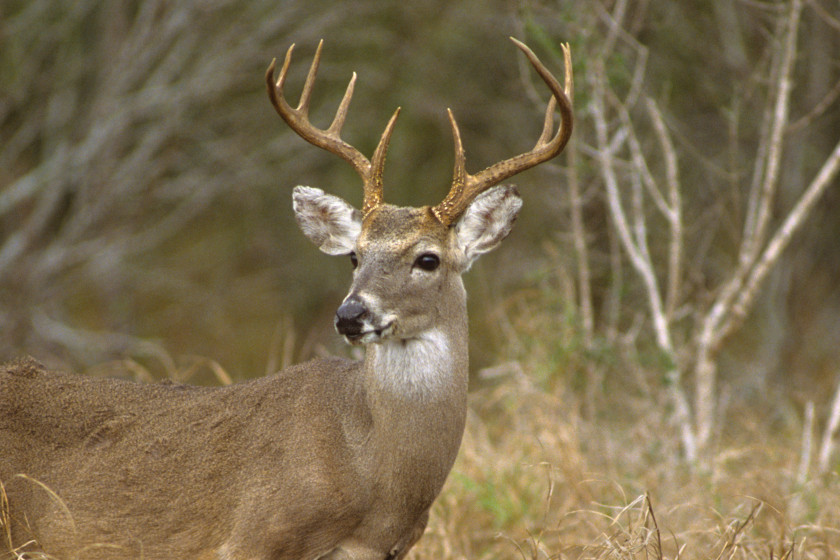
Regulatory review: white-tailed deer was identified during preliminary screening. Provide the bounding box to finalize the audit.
[0,38,572,560]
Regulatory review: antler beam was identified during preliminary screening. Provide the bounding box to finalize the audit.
[431,38,574,226]
[266,40,400,215]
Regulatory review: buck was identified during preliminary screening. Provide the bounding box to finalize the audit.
[0,38,572,559]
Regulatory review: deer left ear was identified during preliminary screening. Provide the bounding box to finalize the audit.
[454,185,522,269]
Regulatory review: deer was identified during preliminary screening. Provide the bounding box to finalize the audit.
[0,38,572,560]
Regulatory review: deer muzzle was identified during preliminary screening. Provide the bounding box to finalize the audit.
[335,295,395,345]
[335,297,367,339]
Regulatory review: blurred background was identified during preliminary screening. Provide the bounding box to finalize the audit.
[2,0,840,445]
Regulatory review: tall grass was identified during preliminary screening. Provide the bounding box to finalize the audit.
[409,360,840,558]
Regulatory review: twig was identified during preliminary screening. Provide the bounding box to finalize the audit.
[714,502,761,560]
[817,372,840,474]
[729,135,840,334]
[798,401,815,484]
[567,136,594,345]
[646,100,682,321]
[787,77,840,134]
[741,0,802,265]
[645,493,663,560]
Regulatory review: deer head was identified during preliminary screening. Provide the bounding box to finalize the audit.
[266,38,573,349]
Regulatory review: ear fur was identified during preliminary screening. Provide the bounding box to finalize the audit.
[454,185,522,270]
[292,186,362,255]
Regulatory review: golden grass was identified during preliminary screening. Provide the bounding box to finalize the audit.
[0,479,59,560]
[422,282,840,559]
[408,363,840,559]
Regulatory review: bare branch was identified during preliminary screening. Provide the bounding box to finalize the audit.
[567,138,594,344]
[696,0,805,361]
[818,372,840,474]
[590,59,697,461]
[617,99,671,219]
[741,0,803,268]
[788,77,840,134]
[592,65,671,354]
[646,100,682,321]
[728,136,840,335]
[807,0,840,33]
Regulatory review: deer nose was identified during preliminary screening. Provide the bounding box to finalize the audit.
[335,298,367,336]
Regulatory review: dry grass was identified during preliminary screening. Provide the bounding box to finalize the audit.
[408,361,840,559]
[1,479,58,560]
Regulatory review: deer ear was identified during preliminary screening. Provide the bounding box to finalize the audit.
[293,186,362,255]
[454,185,522,269]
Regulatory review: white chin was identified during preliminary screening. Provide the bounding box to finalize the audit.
[345,323,395,346]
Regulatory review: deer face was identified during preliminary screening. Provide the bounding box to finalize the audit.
[293,185,522,345]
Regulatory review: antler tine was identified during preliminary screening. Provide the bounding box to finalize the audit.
[364,107,401,214]
[537,96,558,145]
[327,72,357,136]
[434,109,469,222]
[267,40,399,215]
[297,39,324,116]
[432,38,574,226]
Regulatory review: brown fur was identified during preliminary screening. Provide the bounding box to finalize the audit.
[2,356,385,558]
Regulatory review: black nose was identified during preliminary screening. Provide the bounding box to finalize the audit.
[335,298,367,336]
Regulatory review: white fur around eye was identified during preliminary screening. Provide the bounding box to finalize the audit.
[293,186,362,255]
[455,185,522,269]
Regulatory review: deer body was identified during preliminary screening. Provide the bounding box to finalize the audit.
[1,346,459,558]
[1,39,571,559]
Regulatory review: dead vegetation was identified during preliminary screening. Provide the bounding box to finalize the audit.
[410,362,840,559]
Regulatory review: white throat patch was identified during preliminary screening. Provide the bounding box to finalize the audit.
[370,329,454,398]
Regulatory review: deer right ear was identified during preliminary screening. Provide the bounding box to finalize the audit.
[293,186,362,255]
[454,185,522,270]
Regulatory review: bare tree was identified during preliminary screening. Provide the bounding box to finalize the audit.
[1,2,303,366]
[520,0,840,461]
[581,0,840,461]
[0,1,431,370]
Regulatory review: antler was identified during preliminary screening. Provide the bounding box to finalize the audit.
[431,38,574,226]
[266,40,400,215]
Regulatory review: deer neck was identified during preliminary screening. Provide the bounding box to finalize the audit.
[360,311,469,487]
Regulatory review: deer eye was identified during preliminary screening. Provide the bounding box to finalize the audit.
[349,252,358,269]
[414,253,440,272]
